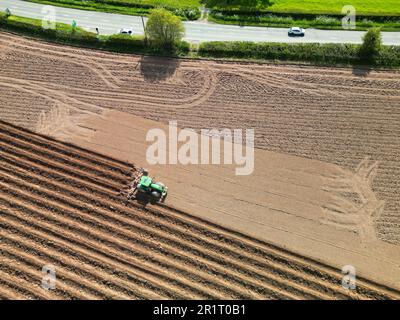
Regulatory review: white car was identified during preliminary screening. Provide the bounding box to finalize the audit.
[118,28,133,35]
[288,27,305,37]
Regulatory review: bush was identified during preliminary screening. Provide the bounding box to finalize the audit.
[146,8,185,49]
[377,46,400,66]
[105,34,146,50]
[314,16,339,25]
[199,41,374,65]
[198,40,400,67]
[359,28,382,62]
[173,7,201,20]
[361,18,374,26]
[175,40,191,53]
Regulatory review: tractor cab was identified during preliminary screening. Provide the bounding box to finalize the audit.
[138,175,152,189]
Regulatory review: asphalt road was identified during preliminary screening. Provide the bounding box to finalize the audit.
[2,0,400,45]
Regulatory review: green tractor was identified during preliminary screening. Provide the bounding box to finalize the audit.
[131,171,168,205]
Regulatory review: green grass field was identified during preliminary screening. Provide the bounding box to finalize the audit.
[126,0,200,9]
[265,0,400,15]
[23,0,400,16]
[209,0,400,15]
[38,0,201,9]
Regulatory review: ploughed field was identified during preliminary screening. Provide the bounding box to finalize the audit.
[0,32,399,245]
[0,120,399,299]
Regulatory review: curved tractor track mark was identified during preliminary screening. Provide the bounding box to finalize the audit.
[28,66,217,110]
[0,34,124,85]
[0,43,120,89]
[321,157,385,242]
[230,66,342,98]
[0,33,217,110]
[0,76,104,115]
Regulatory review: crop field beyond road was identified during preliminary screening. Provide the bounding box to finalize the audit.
[264,0,400,15]
[24,0,400,15]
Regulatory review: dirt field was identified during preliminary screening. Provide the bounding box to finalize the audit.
[1,31,400,296]
[1,120,399,299]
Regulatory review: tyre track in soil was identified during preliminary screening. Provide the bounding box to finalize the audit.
[0,40,120,89]
[0,76,104,115]
[0,70,216,111]
[0,121,399,300]
[0,38,216,110]
[230,66,400,99]
[0,32,132,79]
[0,46,197,107]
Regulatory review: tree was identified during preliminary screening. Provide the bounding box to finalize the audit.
[146,8,185,49]
[359,28,382,62]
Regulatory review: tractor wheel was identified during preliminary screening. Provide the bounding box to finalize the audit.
[151,191,161,204]
[161,193,167,203]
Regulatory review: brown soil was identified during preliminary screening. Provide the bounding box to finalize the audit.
[65,110,400,291]
[1,31,400,296]
[0,120,399,300]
